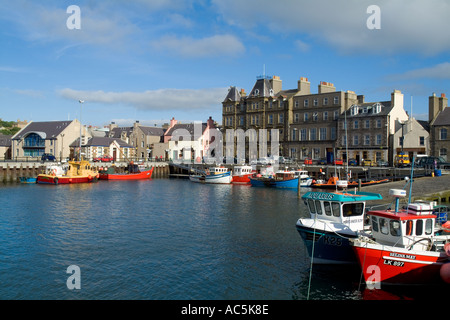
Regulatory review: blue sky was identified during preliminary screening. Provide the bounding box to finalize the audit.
[1,0,450,127]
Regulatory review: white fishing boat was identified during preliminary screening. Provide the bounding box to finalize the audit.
[189,167,232,184]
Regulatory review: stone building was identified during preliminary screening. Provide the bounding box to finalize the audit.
[429,93,450,160]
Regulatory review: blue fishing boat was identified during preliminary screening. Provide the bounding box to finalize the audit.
[249,170,299,188]
[19,177,37,184]
[296,191,383,264]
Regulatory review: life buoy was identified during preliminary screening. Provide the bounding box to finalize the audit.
[406,220,413,236]
[54,177,58,185]
[88,175,92,180]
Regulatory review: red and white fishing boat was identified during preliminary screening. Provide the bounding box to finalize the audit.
[231,165,254,184]
[99,162,153,180]
[351,189,450,286]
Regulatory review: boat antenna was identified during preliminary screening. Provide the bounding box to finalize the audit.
[408,156,415,205]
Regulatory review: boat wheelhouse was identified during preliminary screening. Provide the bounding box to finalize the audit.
[232,165,254,184]
[293,170,313,187]
[296,191,383,264]
[351,190,450,285]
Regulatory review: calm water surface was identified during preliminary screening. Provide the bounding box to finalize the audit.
[0,178,417,300]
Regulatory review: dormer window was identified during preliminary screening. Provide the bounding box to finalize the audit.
[350,105,359,116]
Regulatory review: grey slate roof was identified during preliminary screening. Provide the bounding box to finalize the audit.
[12,120,73,140]
[343,101,392,118]
[139,126,165,136]
[223,86,241,102]
[249,77,273,98]
[0,134,11,147]
[432,107,450,126]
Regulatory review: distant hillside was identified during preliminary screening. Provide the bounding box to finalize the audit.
[0,120,21,135]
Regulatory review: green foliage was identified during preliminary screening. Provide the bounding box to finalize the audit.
[0,121,21,135]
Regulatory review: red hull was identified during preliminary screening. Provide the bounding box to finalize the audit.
[99,167,154,180]
[231,174,252,184]
[37,175,96,184]
[353,245,448,285]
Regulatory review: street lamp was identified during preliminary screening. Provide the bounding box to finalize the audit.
[79,100,84,161]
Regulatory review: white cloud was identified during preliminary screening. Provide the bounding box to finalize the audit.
[212,0,450,56]
[392,62,450,80]
[151,34,245,58]
[58,87,228,111]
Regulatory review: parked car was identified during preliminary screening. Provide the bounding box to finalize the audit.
[332,158,343,165]
[93,156,102,162]
[41,153,56,162]
[348,159,358,166]
[415,156,450,168]
[363,159,376,167]
[376,160,389,167]
[318,158,327,165]
[304,158,313,165]
[101,155,114,162]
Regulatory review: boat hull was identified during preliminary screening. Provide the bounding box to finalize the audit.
[19,177,37,184]
[352,241,449,285]
[37,174,97,184]
[296,222,358,264]
[249,177,299,188]
[312,179,390,189]
[189,171,232,184]
[231,174,252,184]
[99,167,154,180]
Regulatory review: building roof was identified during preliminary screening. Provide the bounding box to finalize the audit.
[432,107,450,126]
[223,86,242,102]
[249,77,273,98]
[70,136,133,148]
[12,120,74,140]
[0,134,11,147]
[342,101,392,118]
[165,123,207,139]
[109,126,133,139]
[139,126,165,136]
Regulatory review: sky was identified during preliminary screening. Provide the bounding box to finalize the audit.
[1,0,450,128]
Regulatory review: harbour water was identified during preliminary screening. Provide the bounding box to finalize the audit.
[0,178,442,301]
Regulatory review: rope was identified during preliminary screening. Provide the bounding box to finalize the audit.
[307,214,318,300]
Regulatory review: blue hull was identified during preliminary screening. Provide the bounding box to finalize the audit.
[295,225,357,264]
[249,177,299,188]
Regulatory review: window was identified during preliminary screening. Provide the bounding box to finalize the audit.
[343,203,364,217]
[323,97,328,105]
[354,120,359,129]
[379,218,389,235]
[295,100,299,108]
[416,220,423,235]
[390,220,401,236]
[313,99,318,106]
[334,111,339,120]
[319,128,327,140]
[365,120,370,128]
[440,128,447,140]
[279,113,284,124]
[353,135,359,145]
[419,136,425,146]
[294,113,299,123]
[268,114,273,124]
[313,112,318,121]
[331,202,340,217]
[331,127,336,140]
[323,111,328,121]
[440,148,447,160]
[304,113,309,122]
[376,119,382,128]
[315,200,323,215]
[425,219,433,235]
[310,128,317,140]
[307,199,317,214]
[333,96,339,104]
[291,128,298,141]
[304,99,309,107]
[324,202,332,216]
[364,135,370,145]
[239,116,244,126]
[376,134,382,145]
[300,129,307,141]
[371,216,379,232]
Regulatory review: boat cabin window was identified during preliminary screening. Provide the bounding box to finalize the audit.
[379,218,389,235]
[331,202,340,217]
[307,199,317,214]
[416,220,423,236]
[342,203,364,217]
[390,220,401,236]
[324,202,332,216]
[315,200,323,215]
[371,216,379,232]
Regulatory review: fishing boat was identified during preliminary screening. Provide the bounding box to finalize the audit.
[296,190,383,264]
[231,165,254,184]
[312,176,390,189]
[249,170,299,188]
[19,177,37,183]
[189,167,232,184]
[37,160,99,185]
[99,162,154,180]
[350,189,450,285]
[293,170,313,187]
